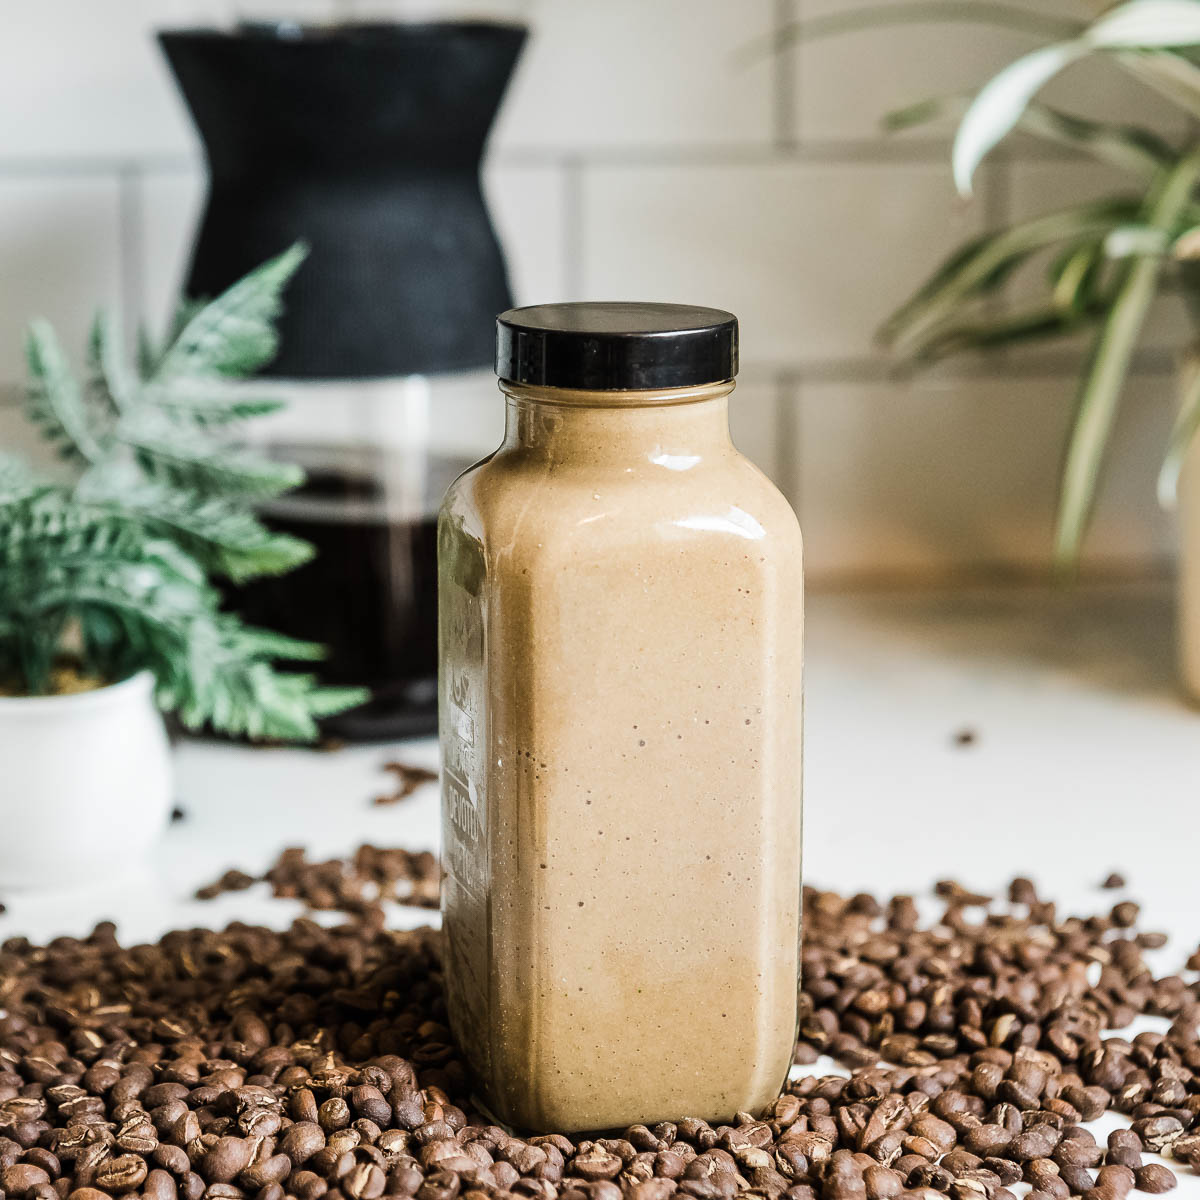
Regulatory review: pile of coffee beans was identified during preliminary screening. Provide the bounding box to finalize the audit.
[1,868,1197,1200]
[194,846,440,913]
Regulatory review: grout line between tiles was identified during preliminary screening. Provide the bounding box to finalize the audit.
[562,157,583,300]
[0,140,1091,180]
[772,0,799,153]
[117,164,144,341]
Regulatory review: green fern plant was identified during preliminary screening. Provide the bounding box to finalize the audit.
[778,0,1200,569]
[1,243,367,740]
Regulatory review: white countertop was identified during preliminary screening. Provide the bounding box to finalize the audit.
[2,579,1198,1185]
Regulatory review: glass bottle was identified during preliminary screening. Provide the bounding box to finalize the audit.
[438,303,804,1132]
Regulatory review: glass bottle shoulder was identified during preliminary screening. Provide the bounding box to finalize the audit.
[443,443,800,557]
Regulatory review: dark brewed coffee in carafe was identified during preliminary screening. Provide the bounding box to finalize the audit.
[237,447,470,739]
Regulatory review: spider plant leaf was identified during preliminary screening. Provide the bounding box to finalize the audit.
[1158,358,1200,508]
[905,302,1107,362]
[1103,225,1173,257]
[881,199,1139,352]
[886,95,1170,180]
[1050,240,1108,312]
[759,1,1084,59]
[1018,107,1172,179]
[1116,48,1200,114]
[953,41,1089,195]
[1087,0,1200,49]
[1055,149,1200,567]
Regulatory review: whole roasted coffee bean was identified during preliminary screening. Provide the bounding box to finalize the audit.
[144,1168,178,1200]
[2,1164,52,1196]
[1131,1119,1183,1154]
[981,1159,1021,1188]
[963,1128,1012,1159]
[1107,1132,1141,1154]
[152,1145,189,1176]
[1056,1164,1095,1194]
[240,1154,291,1191]
[1014,1128,1062,1162]
[1055,1140,1103,1169]
[1095,1165,1135,1197]
[343,1163,386,1200]
[1104,1146,1140,1171]
[93,1154,148,1194]
[279,1123,325,1165]
[1135,1166,1177,1194]
[862,1165,902,1200]
[25,1150,61,1180]
[198,1137,256,1185]
[180,1173,205,1200]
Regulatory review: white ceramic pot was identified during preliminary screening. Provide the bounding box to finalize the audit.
[0,670,173,889]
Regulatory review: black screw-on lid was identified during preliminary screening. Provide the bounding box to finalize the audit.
[496,302,738,391]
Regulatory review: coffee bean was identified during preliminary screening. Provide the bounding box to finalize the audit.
[144,1169,177,1200]
[1135,1166,1177,1194]
[1096,1166,1135,1198]
[1056,1140,1103,1169]
[94,1154,148,1194]
[963,1128,1012,1159]
[1104,1147,1140,1171]
[2,1164,52,1197]
[180,1173,205,1200]
[1131,1119,1183,1154]
[0,872,1196,1200]
[1057,1164,1096,1194]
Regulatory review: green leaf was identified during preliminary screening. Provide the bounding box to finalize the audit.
[1087,1,1200,49]
[1158,357,1200,508]
[759,2,1084,59]
[905,300,1108,362]
[82,475,313,583]
[118,412,304,498]
[0,453,40,504]
[886,94,1171,180]
[25,320,107,464]
[1055,149,1200,567]
[953,41,1089,195]
[3,248,353,738]
[86,310,133,417]
[140,377,286,427]
[1116,48,1200,115]
[1102,225,1174,257]
[881,199,1139,352]
[1049,240,1108,312]
[155,242,308,381]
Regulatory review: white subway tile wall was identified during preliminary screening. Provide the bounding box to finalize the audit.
[0,0,1180,580]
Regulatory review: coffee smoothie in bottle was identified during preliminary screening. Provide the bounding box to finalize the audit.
[438,303,803,1133]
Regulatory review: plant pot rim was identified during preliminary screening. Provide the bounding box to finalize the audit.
[0,669,156,715]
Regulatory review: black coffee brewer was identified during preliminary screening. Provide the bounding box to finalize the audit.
[160,20,526,739]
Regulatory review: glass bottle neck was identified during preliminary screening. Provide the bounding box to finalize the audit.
[500,381,736,464]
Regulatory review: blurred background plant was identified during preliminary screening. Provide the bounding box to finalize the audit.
[780,0,1200,569]
[0,243,367,740]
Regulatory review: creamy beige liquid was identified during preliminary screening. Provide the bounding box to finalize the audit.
[438,381,803,1134]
